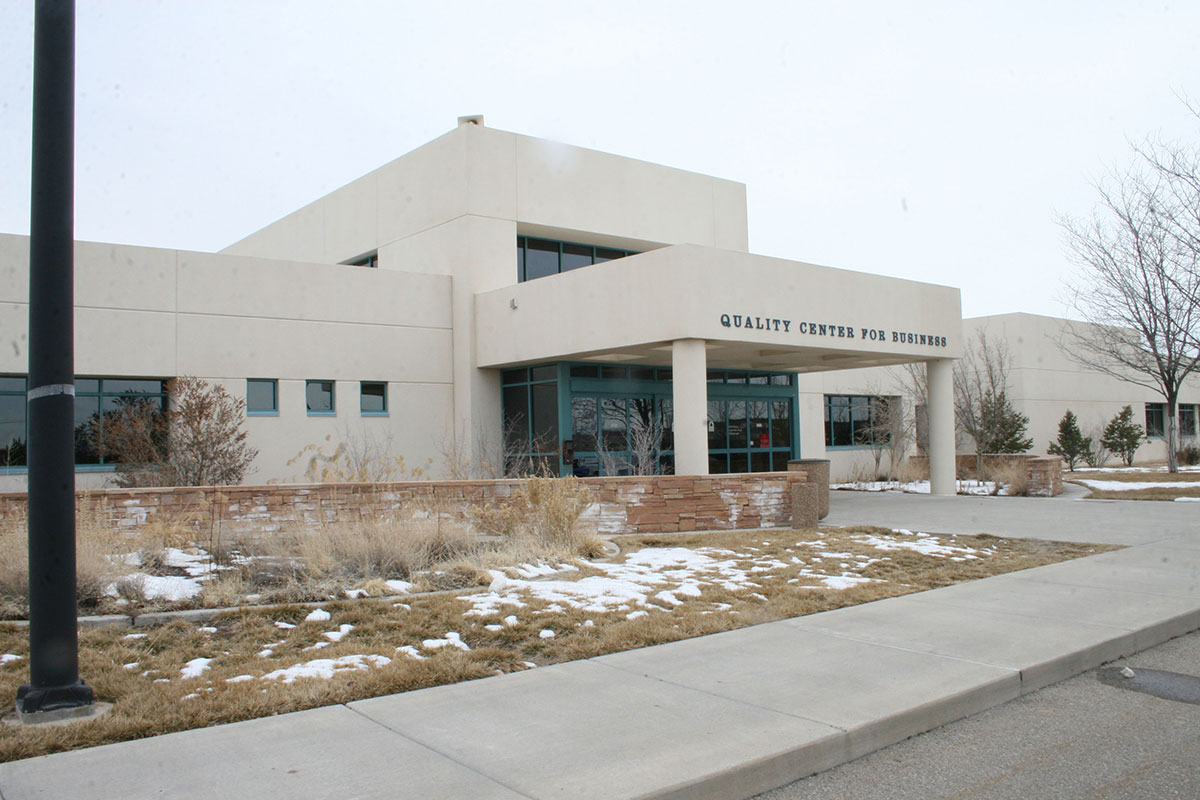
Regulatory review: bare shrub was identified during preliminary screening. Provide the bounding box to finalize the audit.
[289,427,428,483]
[92,377,257,488]
[897,457,928,483]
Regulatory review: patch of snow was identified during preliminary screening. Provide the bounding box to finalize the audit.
[226,674,254,683]
[323,624,354,642]
[344,589,368,599]
[304,608,331,623]
[122,662,139,671]
[503,615,519,627]
[1175,497,1200,502]
[198,626,217,634]
[1077,479,1200,491]
[123,633,148,639]
[257,648,274,657]
[274,621,296,629]
[538,629,555,639]
[627,610,648,620]
[422,632,470,651]
[385,579,413,594]
[1,654,23,664]
[261,654,392,684]
[395,645,425,660]
[484,624,503,632]
[180,657,213,679]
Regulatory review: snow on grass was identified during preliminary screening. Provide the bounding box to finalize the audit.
[422,632,470,652]
[853,529,984,559]
[833,480,1000,495]
[304,608,331,623]
[1176,497,1200,502]
[1076,479,1199,491]
[180,657,213,679]
[261,654,392,684]
[1,654,22,664]
[323,624,354,642]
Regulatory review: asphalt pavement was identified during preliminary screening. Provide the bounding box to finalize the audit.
[755,626,1200,800]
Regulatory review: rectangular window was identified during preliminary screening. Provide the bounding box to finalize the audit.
[0,376,27,468]
[246,379,278,415]
[0,376,168,469]
[517,237,639,282]
[360,382,387,415]
[1146,402,1165,437]
[1180,404,1197,438]
[306,380,335,415]
[825,394,891,447]
[77,377,168,467]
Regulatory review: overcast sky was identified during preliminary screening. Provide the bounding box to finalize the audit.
[2,1,1198,319]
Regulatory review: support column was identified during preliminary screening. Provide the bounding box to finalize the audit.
[672,339,708,475]
[926,358,956,496]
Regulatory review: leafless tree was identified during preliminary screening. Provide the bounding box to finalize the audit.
[1059,124,1200,472]
[953,329,1031,479]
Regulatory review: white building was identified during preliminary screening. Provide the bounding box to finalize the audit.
[1,119,1191,491]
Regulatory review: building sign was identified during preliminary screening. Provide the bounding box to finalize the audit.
[718,313,948,348]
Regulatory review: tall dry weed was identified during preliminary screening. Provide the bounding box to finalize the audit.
[471,476,597,559]
[990,462,1031,496]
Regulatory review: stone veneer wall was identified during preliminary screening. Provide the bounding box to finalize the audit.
[907,454,1063,497]
[0,472,813,537]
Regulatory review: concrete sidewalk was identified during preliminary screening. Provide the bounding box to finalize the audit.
[2,493,1198,800]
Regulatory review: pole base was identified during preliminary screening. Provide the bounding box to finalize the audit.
[15,680,94,716]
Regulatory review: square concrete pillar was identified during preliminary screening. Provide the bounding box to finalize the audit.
[926,358,956,496]
[672,339,708,475]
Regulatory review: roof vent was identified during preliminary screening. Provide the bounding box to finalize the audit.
[457,114,484,127]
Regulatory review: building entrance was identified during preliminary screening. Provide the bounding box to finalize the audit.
[501,364,798,477]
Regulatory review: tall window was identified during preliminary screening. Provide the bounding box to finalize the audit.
[502,366,559,475]
[1146,403,1165,437]
[516,236,639,282]
[1179,404,1198,438]
[0,376,26,469]
[824,395,892,448]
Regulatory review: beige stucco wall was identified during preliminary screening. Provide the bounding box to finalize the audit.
[0,233,456,490]
[964,313,1200,464]
[222,123,749,268]
[474,244,963,370]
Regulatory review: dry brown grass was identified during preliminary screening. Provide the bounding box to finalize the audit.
[0,525,1113,763]
[0,505,191,619]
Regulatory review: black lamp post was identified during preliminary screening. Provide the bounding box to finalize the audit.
[17,0,94,718]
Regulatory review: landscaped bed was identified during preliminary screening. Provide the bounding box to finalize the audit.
[0,523,1114,763]
[1066,466,1200,501]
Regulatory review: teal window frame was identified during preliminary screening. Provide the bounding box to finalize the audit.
[360,381,388,416]
[1178,404,1197,438]
[1,375,169,472]
[246,378,278,416]
[77,377,169,469]
[1146,402,1165,438]
[516,236,639,283]
[0,375,27,473]
[306,380,336,416]
[824,394,892,449]
[503,363,799,477]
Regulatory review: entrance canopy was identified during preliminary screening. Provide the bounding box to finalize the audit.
[474,244,963,370]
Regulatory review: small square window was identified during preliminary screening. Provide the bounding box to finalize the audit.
[306,380,335,415]
[247,379,277,415]
[361,382,387,415]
